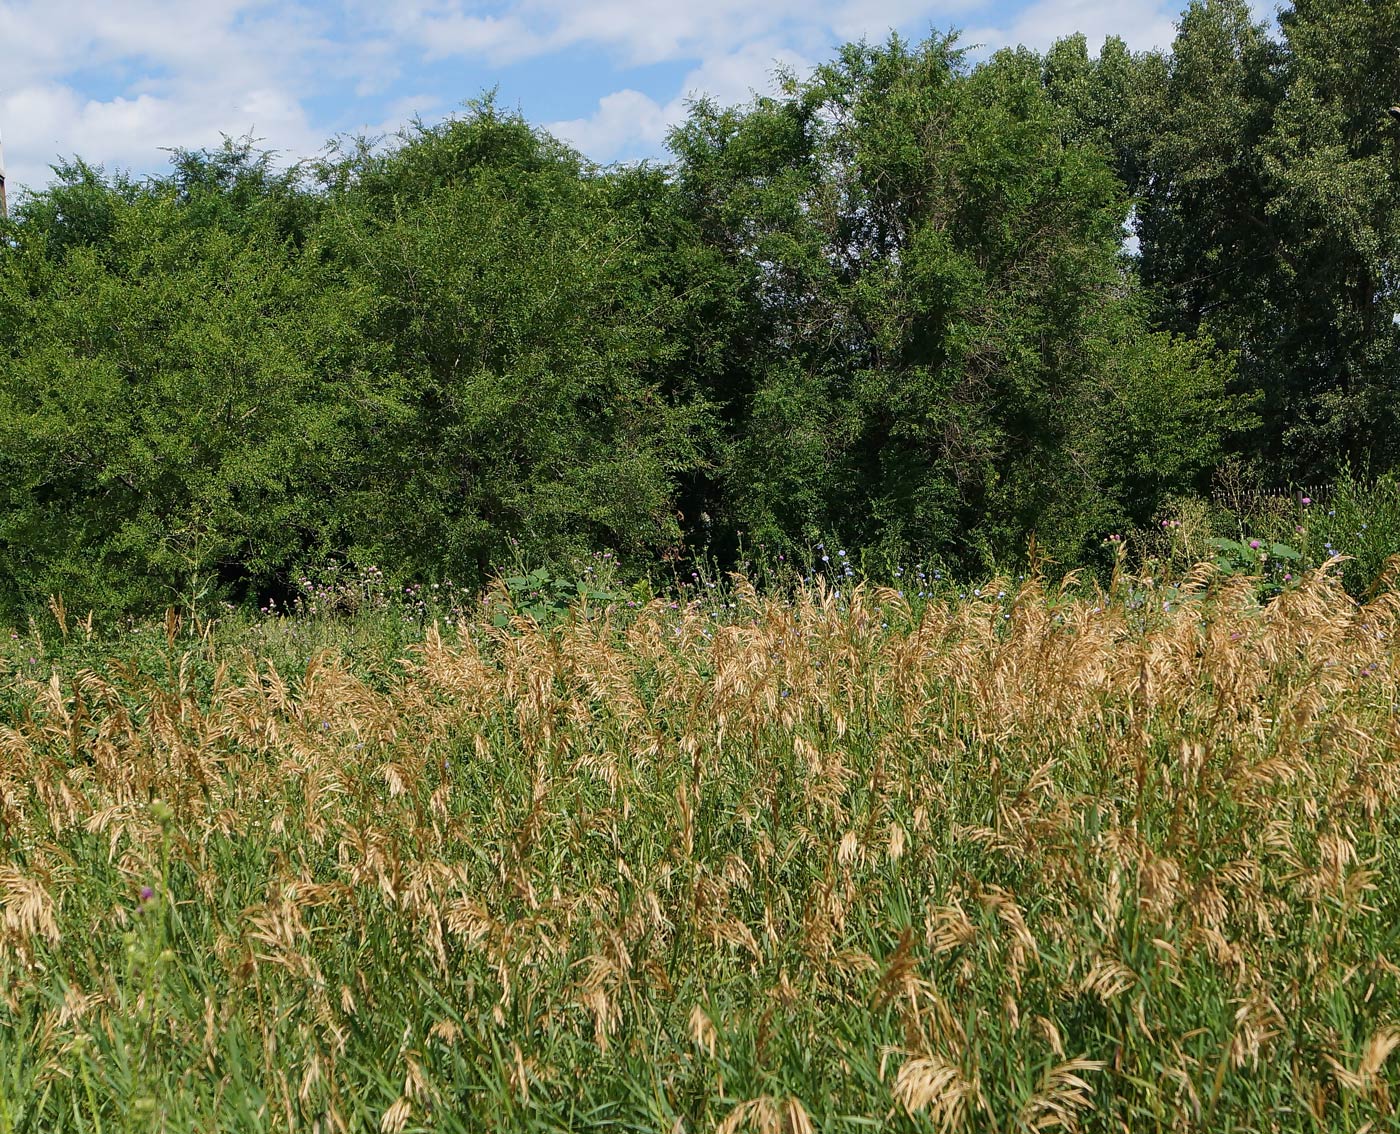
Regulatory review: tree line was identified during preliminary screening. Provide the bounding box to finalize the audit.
[0,0,1395,619]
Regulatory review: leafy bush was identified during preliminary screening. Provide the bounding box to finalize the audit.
[1306,474,1400,595]
[1206,536,1302,596]
[488,566,627,628]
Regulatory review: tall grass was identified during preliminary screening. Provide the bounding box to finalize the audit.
[1,565,1397,1131]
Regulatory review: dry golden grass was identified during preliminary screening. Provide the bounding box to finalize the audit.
[0,564,1397,1131]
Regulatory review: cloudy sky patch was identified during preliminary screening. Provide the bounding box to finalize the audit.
[0,0,1280,194]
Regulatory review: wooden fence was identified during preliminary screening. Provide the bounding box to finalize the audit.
[1211,484,1334,512]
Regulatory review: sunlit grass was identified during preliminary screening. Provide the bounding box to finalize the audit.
[1,565,1398,1131]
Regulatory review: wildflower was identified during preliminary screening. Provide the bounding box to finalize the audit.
[1249,540,1260,549]
[1301,496,1312,506]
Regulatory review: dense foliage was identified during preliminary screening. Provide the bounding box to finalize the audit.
[0,0,1396,620]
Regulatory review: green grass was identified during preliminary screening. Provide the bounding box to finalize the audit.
[1,568,1398,1132]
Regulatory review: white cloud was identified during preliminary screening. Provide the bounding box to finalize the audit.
[387,4,544,63]
[0,0,355,193]
[971,0,1179,53]
[547,38,816,164]
[368,0,983,73]
[0,1,324,87]
[972,0,1281,57]
[831,0,985,44]
[389,1,1190,162]
[548,0,817,65]
[548,88,671,159]
[1,78,324,193]
[678,40,814,109]
[0,0,1293,193]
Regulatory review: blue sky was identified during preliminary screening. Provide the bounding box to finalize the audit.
[0,0,1277,196]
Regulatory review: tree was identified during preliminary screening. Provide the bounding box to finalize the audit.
[316,105,703,583]
[667,34,1244,567]
[1260,0,1400,473]
[0,178,381,617]
[1081,0,1400,482]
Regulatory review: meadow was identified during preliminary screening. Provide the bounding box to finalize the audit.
[1,562,1398,1132]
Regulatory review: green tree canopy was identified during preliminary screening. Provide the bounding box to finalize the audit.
[665,35,1244,568]
[1058,0,1400,483]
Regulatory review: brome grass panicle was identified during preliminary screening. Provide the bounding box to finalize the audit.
[0,563,1396,1130]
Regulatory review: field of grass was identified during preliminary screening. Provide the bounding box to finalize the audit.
[1,566,1398,1132]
